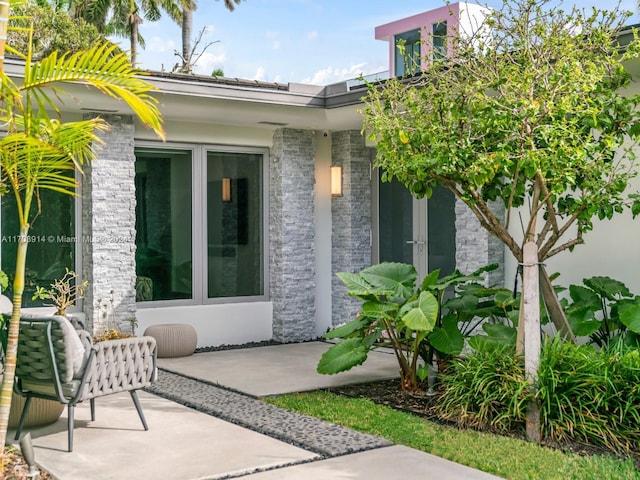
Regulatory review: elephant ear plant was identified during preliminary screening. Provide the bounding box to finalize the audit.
[317,262,438,392]
[564,276,640,348]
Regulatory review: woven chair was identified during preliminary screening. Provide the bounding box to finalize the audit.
[10,315,157,452]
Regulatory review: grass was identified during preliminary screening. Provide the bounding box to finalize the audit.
[265,391,640,480]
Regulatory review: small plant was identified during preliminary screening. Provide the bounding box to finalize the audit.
[319,262,519,392]
[91,291,136,342]
[563,276,640,348]
[421,264,519,359]
[32,268,88,316]
[318,262,439,392]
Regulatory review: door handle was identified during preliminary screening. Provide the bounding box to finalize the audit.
[406,240,425,245]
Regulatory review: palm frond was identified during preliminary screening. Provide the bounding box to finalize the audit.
[20,42,165,140]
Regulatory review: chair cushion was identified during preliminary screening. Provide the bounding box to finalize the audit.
[21,378,81,398]
[51,315,88,379]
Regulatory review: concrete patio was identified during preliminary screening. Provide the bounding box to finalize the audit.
[9,341,504,480]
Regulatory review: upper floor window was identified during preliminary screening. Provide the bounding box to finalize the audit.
[432,21,447,61]
[394,29,421,77]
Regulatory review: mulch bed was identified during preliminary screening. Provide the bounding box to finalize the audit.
[2,445,53,480]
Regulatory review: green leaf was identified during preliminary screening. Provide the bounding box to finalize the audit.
[402,291,439,331]
[317,338,369,375]
[569,284,601,307]
[619,298,640,334]
[336,272,384,297]
[443,294,478,313]
[361,301,399,320]
[360,262,417,299]
[468,323,517,352]
[569,319,602,338]
[420,269,441,290]
[493,289,518,309]
[583,276,631,300]
[323,318,369,339]
[429,315,464,355]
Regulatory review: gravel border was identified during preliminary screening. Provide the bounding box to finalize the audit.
[145,368,392,458]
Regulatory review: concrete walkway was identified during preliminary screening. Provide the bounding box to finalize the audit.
[9,342,504,480]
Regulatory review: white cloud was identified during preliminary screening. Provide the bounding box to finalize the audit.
[301,62,370,86]
[307,31,319,40]
[147,36,176,54]
[252,66,267,81]
[193,51,228,76]
[272,40,281,50]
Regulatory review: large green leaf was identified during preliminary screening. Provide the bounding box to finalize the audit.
[619,297,640,334]
[317,338,369,375]
[567,305,601,337]
[336,272,383,297]
[443,294,478,313]
[583,276,631,300]
[468,323,517,352]
[323,318,369,339]
[361,301,399,320]
[402,291,438,332]
[359,262,417,299]
[429,315,464,355]
[420,269,440,289]
[493,289,518,309]
[569,284,600,307]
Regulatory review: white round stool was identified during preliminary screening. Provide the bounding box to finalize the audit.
[143,323,198,358]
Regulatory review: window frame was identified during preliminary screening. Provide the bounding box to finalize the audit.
[135,141,270,308]
[394,28,422,77]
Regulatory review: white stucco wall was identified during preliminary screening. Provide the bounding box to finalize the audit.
[136,302,273,347]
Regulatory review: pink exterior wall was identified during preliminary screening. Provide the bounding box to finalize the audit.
[375,2,490,73]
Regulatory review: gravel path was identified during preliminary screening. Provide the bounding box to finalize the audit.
[145,368,392,458]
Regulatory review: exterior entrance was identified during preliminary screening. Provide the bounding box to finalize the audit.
[374,173,456,281]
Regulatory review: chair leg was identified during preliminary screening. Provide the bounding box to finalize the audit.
[90,398,95,421]
[14,396,33,441]
[129,390,148,431]
[67,404,75,452]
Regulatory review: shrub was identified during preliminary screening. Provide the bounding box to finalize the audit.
[538,338,640,454]
[436,339,640,456]
[436,347,531,435]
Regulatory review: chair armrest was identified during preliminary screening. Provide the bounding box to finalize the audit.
[80,336,157,400]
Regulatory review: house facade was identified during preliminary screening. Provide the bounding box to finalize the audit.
[3,4,639,347]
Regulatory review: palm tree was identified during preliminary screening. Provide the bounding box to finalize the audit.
[0,26,165,455]
[179,0,241,73]
[78,0,187,65]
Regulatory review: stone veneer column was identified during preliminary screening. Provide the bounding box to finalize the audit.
[82,114,137,334]
[455,199,505,287]
[331,131,374,327]
[270,129,316,342]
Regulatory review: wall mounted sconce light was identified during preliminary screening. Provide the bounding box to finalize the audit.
[330,166,342,196]
[222,177,232,202]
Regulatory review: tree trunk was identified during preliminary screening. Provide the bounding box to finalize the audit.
[522,241,541,443]
[0,226,29,451]
[182,7,193,72]
[130,23,138,67]
[539,266,576,343]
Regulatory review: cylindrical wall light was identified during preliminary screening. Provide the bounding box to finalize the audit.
[222,177,232,202]
[330,166,343,196]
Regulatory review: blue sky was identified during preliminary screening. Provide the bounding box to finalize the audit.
[132,0,640,85]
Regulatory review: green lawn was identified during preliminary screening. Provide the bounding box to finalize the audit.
[265,391,640,480]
